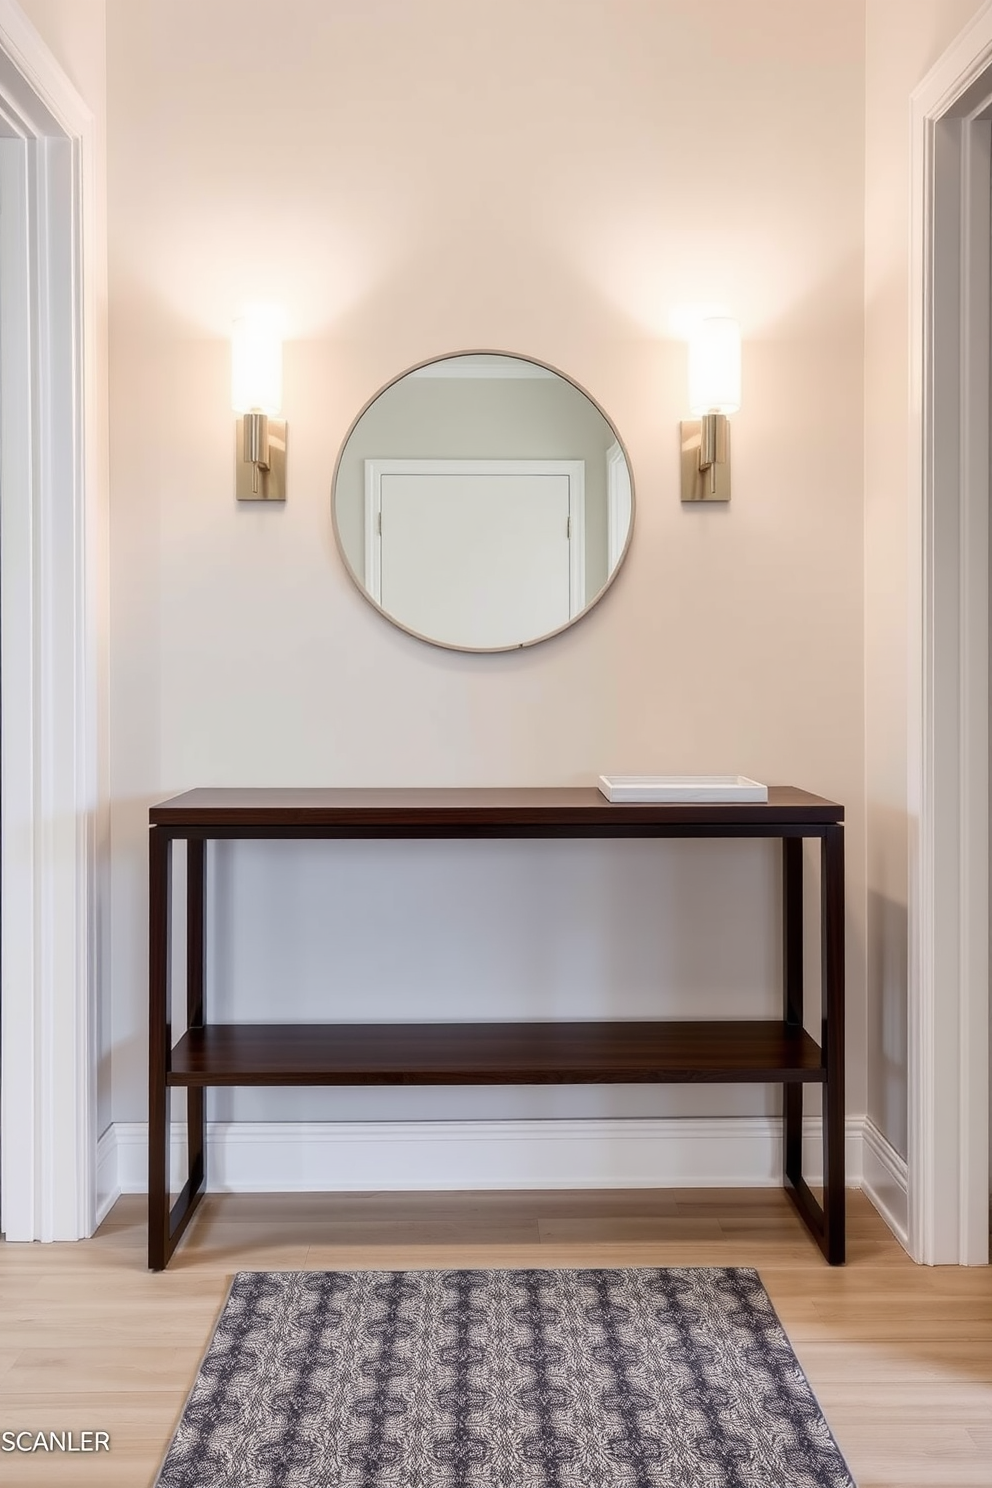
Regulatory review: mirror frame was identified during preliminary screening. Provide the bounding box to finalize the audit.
[330,349,636,653]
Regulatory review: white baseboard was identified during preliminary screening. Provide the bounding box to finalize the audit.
[95,1125,121,1228]
[860,1116,909,1251]
[105,1115,866,1196]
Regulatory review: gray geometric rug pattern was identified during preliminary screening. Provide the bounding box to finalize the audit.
[155,1267,856,1488]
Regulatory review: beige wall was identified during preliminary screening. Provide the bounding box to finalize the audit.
[863,0,988,1159]
[21,0,992,1195]
[105,0,867,1132]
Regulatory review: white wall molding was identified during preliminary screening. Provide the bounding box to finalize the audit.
[861,1117,909,1252]
[910,2,992,120]
[909,7,992,1266]
[106,1116,867,1197]
[0,0,88,135]
[95,1126,121,1229]
[0,1,102,1242]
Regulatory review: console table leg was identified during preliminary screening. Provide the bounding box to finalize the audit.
[149,831,208,1270]
[148,828,172,1271]
[186,838,206,1197]
[821,822,846,1264]
[782,837,804,1186]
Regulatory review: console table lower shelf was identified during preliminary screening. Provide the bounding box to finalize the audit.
[148,786,845,1269]
[168,1020,825,1085]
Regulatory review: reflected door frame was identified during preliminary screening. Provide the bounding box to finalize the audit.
[606,440,632,573]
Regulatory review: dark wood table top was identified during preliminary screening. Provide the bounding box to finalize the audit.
[149,785,842,828]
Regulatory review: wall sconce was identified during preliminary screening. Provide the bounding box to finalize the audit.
[680,316,740,502]
[232,310,287,501]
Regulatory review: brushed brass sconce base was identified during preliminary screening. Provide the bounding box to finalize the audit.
[235,415,287,501]
[681,418,731,502]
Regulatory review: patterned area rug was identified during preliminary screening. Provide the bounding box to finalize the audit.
[156,1267,856,1488]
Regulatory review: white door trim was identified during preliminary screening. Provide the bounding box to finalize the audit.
[0,4,102,1240]
[909,3,992,1264]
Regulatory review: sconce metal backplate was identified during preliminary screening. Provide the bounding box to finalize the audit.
[235,416,287,501]
[680,419,731,502]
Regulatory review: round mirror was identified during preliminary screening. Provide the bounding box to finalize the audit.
[332,352,634,651]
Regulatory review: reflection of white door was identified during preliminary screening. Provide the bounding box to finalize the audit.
[365,458,585,649]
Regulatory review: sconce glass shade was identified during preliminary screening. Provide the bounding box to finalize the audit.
[688,317,741,415]
[231,311,283,415]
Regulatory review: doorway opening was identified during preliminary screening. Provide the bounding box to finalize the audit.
[909,16,992,1264]
[0,6,101,1242]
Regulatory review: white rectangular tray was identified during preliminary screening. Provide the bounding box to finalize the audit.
[598,775,768,803]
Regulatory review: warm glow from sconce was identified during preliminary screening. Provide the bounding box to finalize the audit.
[231,310,283,416]
[232,308,287,501]
[688,317,741,415]
[682,316,740,503]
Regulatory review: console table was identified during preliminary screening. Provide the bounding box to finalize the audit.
[148,786,845,1269]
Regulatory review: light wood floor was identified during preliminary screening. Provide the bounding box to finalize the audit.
[0,1188,989,1487]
